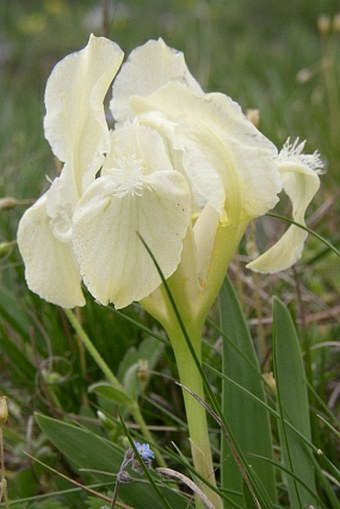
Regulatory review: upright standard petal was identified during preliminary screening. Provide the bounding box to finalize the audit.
[72,123,191,308]
[130,82,281,223]
[247,140,322,273]
[110,38,202,122]
[101,120,177,177]
[44,34,124,193]
[17,194,85,308]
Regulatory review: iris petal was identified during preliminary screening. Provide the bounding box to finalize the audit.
[73,170,191,307]
[17,194,85,308]
[130,82,281,223]
[17,35,125,308]
[247,151,321,273]
[111,38,202,122]
[44,34,124,193]
[73,122,191,308]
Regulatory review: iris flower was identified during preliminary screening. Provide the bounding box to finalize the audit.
[17,36,323,509]
[17,35,322,313]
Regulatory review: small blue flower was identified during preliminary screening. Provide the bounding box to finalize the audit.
[134,441,155,461]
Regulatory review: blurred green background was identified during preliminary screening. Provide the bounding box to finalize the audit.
[0,0,339,506]
[1,0,340,200]
[1,0,340,241]
[1,0,339,322]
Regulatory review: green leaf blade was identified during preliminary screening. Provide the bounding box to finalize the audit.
[35,413,188,509]
[218,276,276,506]
[89,382,134,406]
[272,297,317,508]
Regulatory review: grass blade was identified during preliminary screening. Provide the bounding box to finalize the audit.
[0,286,31,341]
[267,213,340,258]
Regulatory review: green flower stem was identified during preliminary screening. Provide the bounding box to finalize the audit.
[63,308,167,468]
[140,223,246,509]
[166,321,223,509]
[140,220,248,509]
[64,309,121,387]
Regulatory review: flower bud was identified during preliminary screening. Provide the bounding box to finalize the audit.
[263,372,276,394]
[0,197,19,210]
[41,368,63,384]
[245,239,259,259]
[317,14,331,34]
[137,359,149,382]
[246,109,260,127]
[0,396,8,425]
[97,410,114,428]
[0,478,8,494]
[0,241,16,258]
[296,68,313,84]
[0,197,33,210]
[333,13,340,32]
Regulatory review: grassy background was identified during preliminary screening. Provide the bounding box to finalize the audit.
[0,0,339,507]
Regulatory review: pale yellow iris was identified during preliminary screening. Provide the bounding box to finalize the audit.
[17,35,323,311]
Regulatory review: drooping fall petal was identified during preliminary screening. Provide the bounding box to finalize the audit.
[247,140,322,273]
[17,193,85,308]
[72,123,191,308]
[44,34,124,193]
